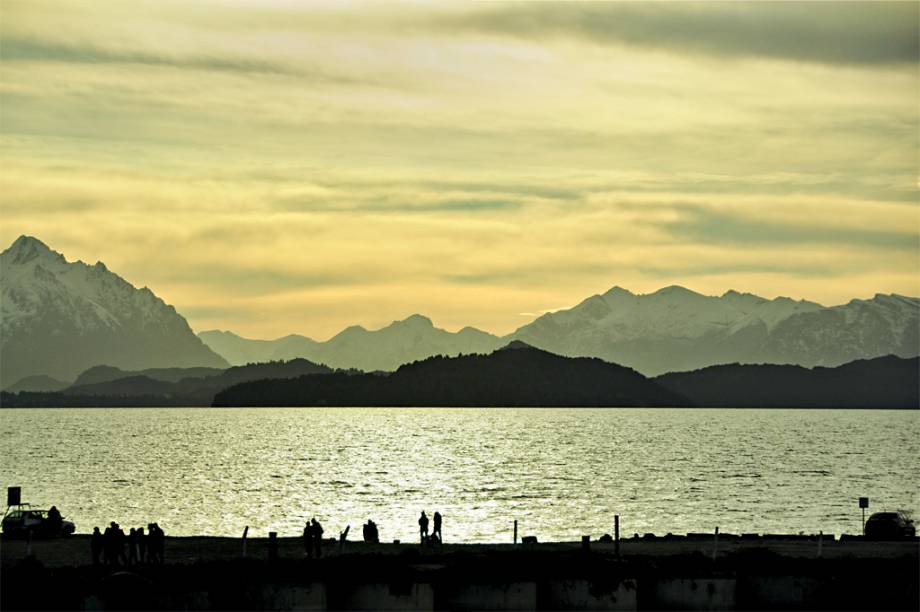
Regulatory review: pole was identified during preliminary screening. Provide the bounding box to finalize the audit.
[817,531,823,558]
[712,526,719,560]
[614,515,620,558]
[862,507,866,536]
[242,526,249,558]
[513,520,518,544]
[268,531,278,563]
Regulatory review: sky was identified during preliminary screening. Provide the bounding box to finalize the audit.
[1,1,918,340]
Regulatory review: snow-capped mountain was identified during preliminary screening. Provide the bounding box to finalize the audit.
[199,314,502,371]
[200,284,918,376]
[510,286,919,375]
[0,236,227,385]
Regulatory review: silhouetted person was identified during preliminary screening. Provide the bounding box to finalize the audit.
[149,523,164,564]
[311,518,324,558]
[419,511,429,543]
[363,520,379,543]
[303,520,314,558]
[146,524,156,563]
[90,527,103,566]
[433,512,442,543]
[103,522,117,566]
[128,528,138,565]
[47,506,62,534]
[115,523,127,565]
[137,527,146,564]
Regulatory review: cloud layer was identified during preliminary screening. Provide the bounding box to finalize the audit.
[1,1,917,338]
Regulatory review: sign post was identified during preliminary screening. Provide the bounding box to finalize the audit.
[859,497,869,535]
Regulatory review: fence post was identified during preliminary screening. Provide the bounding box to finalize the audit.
[513,520,518,544]
[268,531,278,563]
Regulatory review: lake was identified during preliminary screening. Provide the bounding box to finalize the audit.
[1,408,917,542]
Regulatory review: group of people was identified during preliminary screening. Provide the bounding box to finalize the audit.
[91,522,165,566]
[418,511,443,544]
[362,519,379,543]
[302,517,325,558]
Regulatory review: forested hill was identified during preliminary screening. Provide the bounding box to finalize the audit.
[212,342,691,407]
[654,355,919,408]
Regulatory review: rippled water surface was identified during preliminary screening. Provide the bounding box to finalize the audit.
[1,408,917,542]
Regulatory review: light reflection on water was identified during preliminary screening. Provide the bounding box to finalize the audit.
[0,408,917,542]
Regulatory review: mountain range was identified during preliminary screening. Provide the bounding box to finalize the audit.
[199,287,918,376]
[209,345,917,409]
[0,359,334,407]
[212,342,691,407]
[2,235,917,385]
[0,236,227,386]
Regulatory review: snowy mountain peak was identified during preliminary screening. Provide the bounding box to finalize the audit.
[650,285,702,299]
[2,235,62,266]
[603,285,634,298]
[1,235,227,384]
[397,314,434,328]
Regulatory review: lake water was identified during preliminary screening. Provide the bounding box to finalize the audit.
[1,408,917,542]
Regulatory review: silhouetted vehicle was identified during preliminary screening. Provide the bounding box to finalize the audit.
[865,512,916,540]
[2,505,75,538]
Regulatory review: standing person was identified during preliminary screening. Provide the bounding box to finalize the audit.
[115,523,128,566]
[433,512,442,544]
[105,522,120,566]
[152,523,165,564]
[127,528,138,565]
[418,512,429,544]
[90,527,103,566]
[303,520,314,558]
[311,518,324,558]
[47,506,63,535]
[146,524,156,563]
[137,527,146,565]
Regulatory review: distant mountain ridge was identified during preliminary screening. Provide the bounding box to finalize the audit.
[655,356,919,408]
[200,314,502,371]
[212,343,691,407]
[0,236,228,384]
[0,358,334,406]
[201,286,918,376]
[511,286,919,375]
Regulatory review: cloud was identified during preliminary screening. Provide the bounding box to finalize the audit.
[438,2,919,66]
[656,206,919,250]
[0,34,377,85]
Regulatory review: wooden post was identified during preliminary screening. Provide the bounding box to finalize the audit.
[513,520,518,544]
[712,526,719,560]
[242,526,249,558]
[817,531,823,558]
[614,515,620,558]
[268,531,278,562]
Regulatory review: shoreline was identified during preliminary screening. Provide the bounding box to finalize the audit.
[4,533,917,569]
[3,535,917,610]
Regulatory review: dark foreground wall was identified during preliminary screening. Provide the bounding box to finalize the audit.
[3,548,917,611]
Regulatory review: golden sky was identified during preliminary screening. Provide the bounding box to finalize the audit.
[1,1,918,339]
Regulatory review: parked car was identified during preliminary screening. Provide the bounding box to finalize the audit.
[2,505,75,538]
[865,512,916,540]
